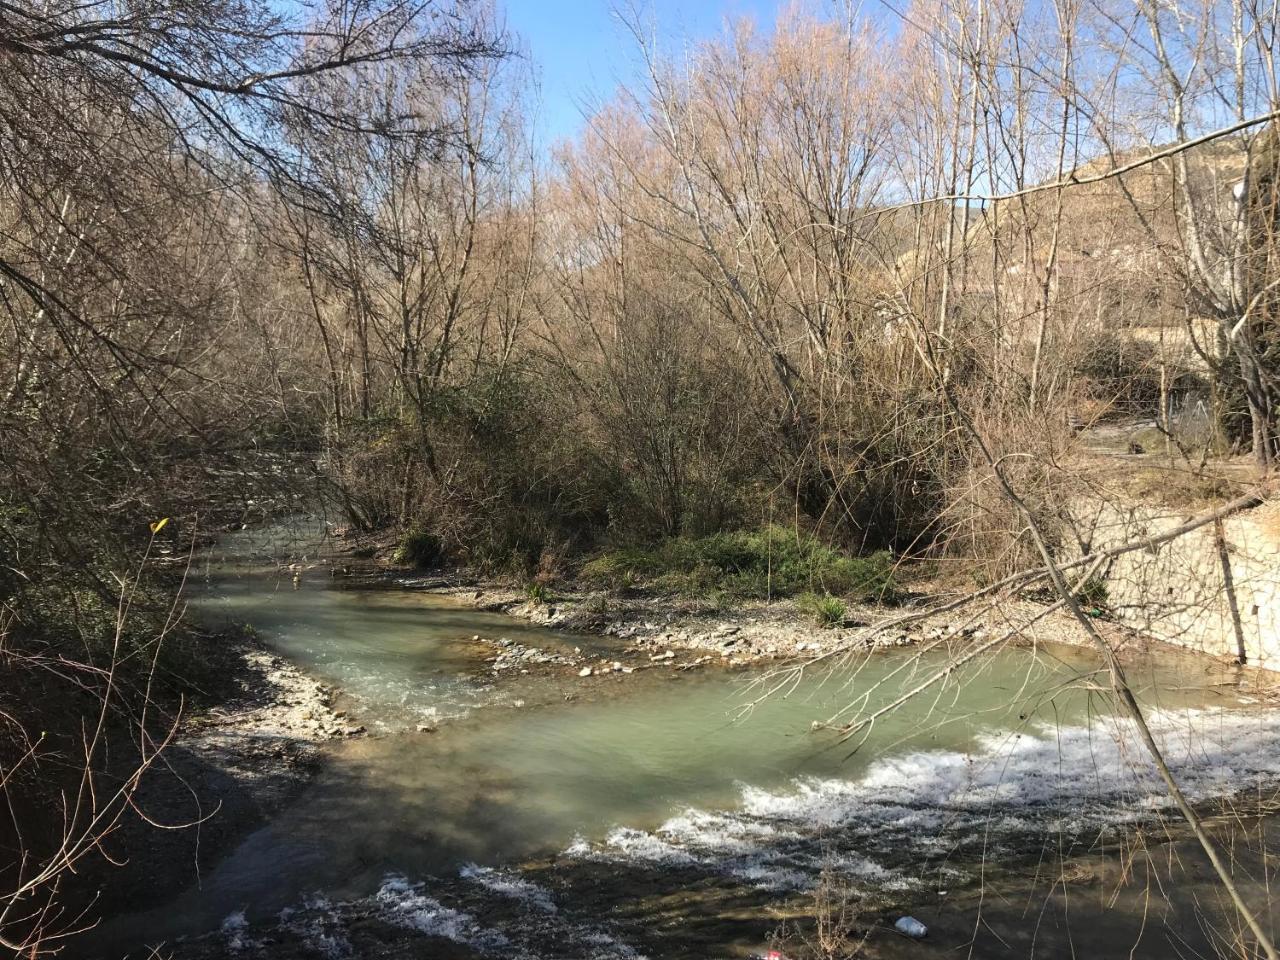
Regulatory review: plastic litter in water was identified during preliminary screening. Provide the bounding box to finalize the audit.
[895,916,928,938]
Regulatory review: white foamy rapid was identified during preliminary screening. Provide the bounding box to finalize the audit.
[566,706,1280,893]
[375,875,514,952]
[460,863,559,913]
[214,873,650,959]
[220,910,259,953]
[278,896,352,959]
[202,706,1280,959]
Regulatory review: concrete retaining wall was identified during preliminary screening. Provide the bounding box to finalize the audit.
[1072,499,1280,669]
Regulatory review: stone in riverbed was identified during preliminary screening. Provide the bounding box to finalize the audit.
[578,666,593,677]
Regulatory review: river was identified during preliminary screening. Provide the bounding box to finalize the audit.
[86,524,1280,959]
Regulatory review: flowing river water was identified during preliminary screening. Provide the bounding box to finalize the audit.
[88,525,1280,959]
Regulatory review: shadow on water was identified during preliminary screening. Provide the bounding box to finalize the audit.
[76,523,1280,959]
[89,640,1265,957]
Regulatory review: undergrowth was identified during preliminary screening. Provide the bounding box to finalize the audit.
[579,526,895,601]
[798,592,848,626]
[393,528,446,568]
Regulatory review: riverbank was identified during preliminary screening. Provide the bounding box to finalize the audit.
[79,523,1280,959]
[317,518,1280,688]
[399,571,1280,695]
[71,628,365,937]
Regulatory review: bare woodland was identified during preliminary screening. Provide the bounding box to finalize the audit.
[3,0,1280,955]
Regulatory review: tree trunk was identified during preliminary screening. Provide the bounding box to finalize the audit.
[1235,338,1276,472]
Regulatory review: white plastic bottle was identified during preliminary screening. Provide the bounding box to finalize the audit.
[895,916,928,938]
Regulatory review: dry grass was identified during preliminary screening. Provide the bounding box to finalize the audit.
[1252,500,1280,545]
[770,867,870,960]
[1117,465,1245,509]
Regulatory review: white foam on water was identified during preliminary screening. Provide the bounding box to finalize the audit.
[660,808,798,854]
[744,707,1280,830]
[603,827,699,865]
[375,874,512,953]
[277,894,352,958]
[578,928,650,959]
[728,860,811,890]
[802,850,891,881]
[291,920,352,960]
[581,819,896,894]
[220,910,258,953]
[566,706,1280,892]
[461,863,559,913]
[381,869,649,960]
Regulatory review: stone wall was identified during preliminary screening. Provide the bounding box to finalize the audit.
[1073,498,1280,668]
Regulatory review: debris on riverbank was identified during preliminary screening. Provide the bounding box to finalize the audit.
[184,640,366,751]
[420,578,1168,671]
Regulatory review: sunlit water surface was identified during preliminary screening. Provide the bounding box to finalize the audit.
[91,524,1279,958]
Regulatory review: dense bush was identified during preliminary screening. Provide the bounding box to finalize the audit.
[393,529,446,568]
[579,526,896,600]
[1073,331,1206,414]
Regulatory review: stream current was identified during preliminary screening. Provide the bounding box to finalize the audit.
[90,524,1280,959]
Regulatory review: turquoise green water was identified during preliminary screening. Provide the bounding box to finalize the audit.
[190,521,601,728]
[88,524,1269,958]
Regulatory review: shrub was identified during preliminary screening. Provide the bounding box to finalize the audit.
[1073,331,1163,409]
[798,592,847,627]
[769,865,868,959]
[1075,575,1110,613]
[1073,331,1207,418]
[393,528,445,568]
[579,526,895,601]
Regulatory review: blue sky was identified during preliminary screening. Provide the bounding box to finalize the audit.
[503,0,786,148]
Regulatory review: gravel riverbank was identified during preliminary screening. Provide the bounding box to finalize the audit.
[411,575,1193,674]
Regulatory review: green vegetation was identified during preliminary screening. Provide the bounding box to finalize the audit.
[1075,575,1111,615]
[797,592,848,627]
[579,526,895,601]
[393,529,446,569]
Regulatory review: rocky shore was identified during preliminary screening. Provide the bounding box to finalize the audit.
[412,576,1165,673]
[182,638,366,761]
[86,538,1279,959]
[80,631,369,932]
